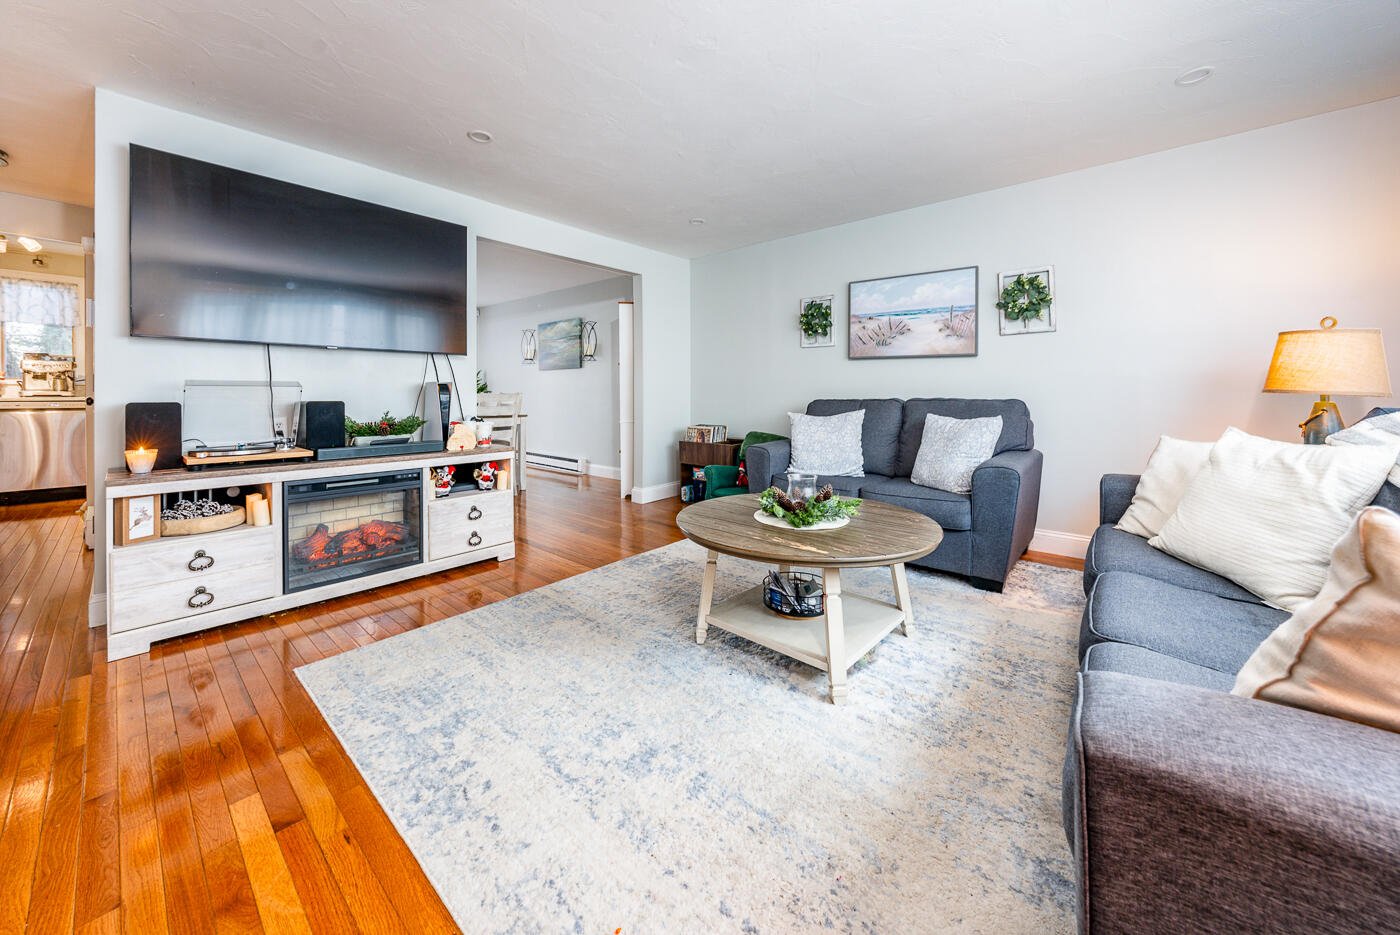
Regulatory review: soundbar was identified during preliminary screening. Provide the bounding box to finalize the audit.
[314,440,445,461]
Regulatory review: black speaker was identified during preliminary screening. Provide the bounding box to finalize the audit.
[124,402,183,471]
[421,382,451,446]
[297,401,346,451]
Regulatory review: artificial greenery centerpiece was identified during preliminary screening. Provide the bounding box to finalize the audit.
[345,411,427,439]
[799,296,834,339]
[995,273,1053,326]
[759,484,861,528]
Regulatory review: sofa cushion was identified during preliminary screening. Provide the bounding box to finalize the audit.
[806,399,903,476]
[772,472,878,499]
[858,475,972,531]
[1082,641,1234,692]
[1083,571,1287,674]
[897,398,1032,476]
[1085,524,1262,603]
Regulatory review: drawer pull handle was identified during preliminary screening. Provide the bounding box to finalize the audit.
[188,587,215,608]
[468,505,483,520]
[468,531,482,547]
[187,550,215,572]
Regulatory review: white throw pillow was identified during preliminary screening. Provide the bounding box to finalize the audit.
[1115,436,1215,539]
[1149,427,1400,611]
[1326,411,1400,487]
[909,413,1002,494]
[787,409,865,477]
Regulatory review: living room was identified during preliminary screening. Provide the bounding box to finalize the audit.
[0,2,1397,933]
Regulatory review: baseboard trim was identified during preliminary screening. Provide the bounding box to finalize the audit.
[589,463,622,480]
[88,592,106,629]
[631,481,680,504]
[1029,528,1090,559]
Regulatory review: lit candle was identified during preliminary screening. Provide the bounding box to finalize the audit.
[124,447,157,474]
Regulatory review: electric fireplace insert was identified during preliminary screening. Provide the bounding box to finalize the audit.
[283,470,423,593]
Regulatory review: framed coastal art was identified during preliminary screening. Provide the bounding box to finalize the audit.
[848,266,978,359]
[798,294,835,348]
[537,317,583,371]
[996,266,1056,336]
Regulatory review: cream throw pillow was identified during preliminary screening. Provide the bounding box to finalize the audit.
[1115,436,1214,538]
[1149,427,1400,611]
[1326,410,1400,487]
[1233,506,1400,734]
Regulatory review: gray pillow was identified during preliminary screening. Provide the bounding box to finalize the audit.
[910,413,1002,493]
[787,409,865,477]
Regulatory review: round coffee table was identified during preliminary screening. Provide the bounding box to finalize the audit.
[676,494,942,705]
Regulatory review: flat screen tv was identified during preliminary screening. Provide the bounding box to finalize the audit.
[129,144,468,354]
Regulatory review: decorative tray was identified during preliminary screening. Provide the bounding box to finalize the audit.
[753,510,850,531]
[161,506,246,537]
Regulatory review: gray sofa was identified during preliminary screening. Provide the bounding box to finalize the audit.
[1065,408,1400,934]
[745,398,1042,590]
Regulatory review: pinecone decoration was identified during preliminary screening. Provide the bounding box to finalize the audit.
[767,487,805,512]
[813,484,834,503]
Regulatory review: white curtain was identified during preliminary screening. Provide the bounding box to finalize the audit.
[0,276,80,326]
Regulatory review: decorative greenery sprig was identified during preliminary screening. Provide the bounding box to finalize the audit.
[345,411,427,438]
[800,297,834,338]
[759,485,861,528]
[996,274,1053,324]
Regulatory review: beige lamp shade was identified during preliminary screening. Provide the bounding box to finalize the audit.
[1263,319,1391,396]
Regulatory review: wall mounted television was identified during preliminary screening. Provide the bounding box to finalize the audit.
[129,144,468,354]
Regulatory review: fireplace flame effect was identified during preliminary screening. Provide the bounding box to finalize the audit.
[292,520,411,569]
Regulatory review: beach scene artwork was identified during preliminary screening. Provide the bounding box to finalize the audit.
[537,316,583,371]
[849,266,978,359]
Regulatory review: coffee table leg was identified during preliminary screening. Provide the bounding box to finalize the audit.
[891,562,914,636]
[696,550,718,645]
[823,567,848,705]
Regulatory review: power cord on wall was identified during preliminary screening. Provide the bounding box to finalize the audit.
[441,353,467,422]
[264,344,278,442]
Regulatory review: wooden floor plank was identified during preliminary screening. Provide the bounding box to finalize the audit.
[228,795,314,935]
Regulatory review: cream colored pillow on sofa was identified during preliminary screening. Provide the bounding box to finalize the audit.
[1115,436,1214,538]
[1149,427,1400,611]
[1233,507,1400,734]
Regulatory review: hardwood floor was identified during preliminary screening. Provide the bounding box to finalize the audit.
[0,472,1078,934]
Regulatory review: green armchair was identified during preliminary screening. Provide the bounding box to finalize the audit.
[703,431,786,499]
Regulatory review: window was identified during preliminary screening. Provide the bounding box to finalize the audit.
[0,273,83,380]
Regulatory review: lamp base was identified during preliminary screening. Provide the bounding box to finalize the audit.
[1300,398,1344,445]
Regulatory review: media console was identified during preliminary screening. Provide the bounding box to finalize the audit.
[101,445,514,660]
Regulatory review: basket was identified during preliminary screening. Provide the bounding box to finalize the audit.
[762,570,825,619]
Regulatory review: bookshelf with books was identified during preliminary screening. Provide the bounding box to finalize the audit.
[678,429,742,500]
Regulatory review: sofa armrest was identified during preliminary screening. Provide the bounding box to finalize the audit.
[969,448,1042,584]
[702,464,739,496]
[1098,474,1140,526]
[1069,670,1400,935]
[744,439,790,493]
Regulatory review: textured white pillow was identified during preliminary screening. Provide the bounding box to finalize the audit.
[1326,411,1400,487]
[1115,436,1214,539]
[787,409,865,477]
[909,413,1002,494]
[1149,427,1400,611]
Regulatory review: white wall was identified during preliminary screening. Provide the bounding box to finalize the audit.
[690,96,1400,552]
[477,276,631,474]
[92,90,690,597]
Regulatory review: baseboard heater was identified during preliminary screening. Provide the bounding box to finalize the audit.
[525,451,590,476]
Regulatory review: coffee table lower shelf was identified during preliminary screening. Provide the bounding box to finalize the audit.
[705,585,906,674]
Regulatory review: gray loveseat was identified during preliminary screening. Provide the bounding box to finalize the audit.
[1064,408,1400,934]
[745,398,1042,591]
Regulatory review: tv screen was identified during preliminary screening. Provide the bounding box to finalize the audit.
[129,144,468,354]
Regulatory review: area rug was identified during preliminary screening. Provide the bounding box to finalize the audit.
[296,540,1085,933]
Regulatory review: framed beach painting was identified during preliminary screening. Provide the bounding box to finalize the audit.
[848,266,978,359]
[537,317,583,371]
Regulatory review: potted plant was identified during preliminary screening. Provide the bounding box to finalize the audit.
[344,410,428,446]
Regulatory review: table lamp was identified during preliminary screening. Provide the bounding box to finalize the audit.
[1263,317,1391,444]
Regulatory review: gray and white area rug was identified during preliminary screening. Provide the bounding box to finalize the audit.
[296,540,1085,933]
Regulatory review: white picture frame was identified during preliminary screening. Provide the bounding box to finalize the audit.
[798,294,836,348]
[997,267,1056,336]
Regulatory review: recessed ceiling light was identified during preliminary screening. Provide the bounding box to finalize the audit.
[0,236,7,253]
[467,130,493,144]
[17,236,42,252]
[0,150,9,168]
[1174,66,1214,87]
[688,217,706,226]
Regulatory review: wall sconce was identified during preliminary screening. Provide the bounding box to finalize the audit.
[520,329,537,364]
[582,320,599,362]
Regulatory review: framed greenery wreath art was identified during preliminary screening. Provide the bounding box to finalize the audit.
[799,294,835,348]
[996,267,1056,336]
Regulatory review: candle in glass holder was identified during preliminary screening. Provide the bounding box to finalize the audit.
[124,447,157,474]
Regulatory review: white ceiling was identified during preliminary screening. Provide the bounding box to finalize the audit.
[1,1,1397,257]
[476,238,625,308]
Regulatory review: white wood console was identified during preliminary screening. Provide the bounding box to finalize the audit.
[102,445,515,660]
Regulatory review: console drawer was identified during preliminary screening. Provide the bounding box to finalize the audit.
[110,524,278,593]
[109,562,278,633]
[427,490,514,561]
